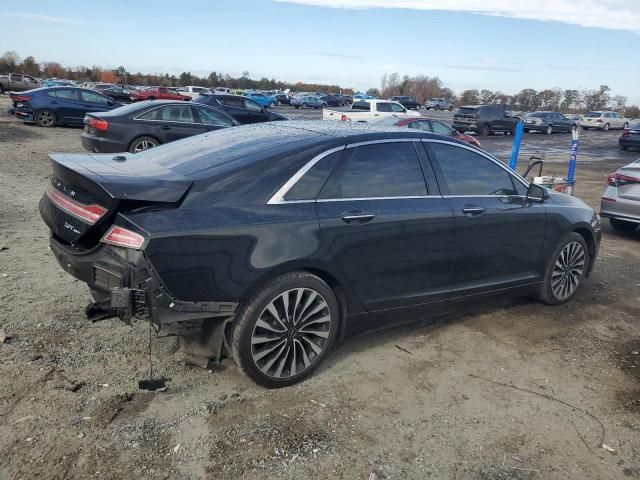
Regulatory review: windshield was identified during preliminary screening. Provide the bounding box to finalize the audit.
[584,112,601,118]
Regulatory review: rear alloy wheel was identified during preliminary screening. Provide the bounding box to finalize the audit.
[545,124,553,135]
[232,271,339,388]
[35,109,56,127]
[480,123,491,137]
[603,123,610,131]
[435,105,441,111]
[609,218,638,232]
[534,233,588,305]
[129,136,159,153]
[302,103,308,109]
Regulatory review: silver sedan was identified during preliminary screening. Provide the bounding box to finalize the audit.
[600,159,640,232]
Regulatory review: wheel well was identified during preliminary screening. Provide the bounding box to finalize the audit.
[573,227,595,257]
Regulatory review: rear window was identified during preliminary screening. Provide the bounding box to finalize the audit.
[352,102,370,111]
[457,107,478,114]
[584,112,602,118]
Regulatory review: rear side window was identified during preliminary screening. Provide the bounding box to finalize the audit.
[319,142,427,199]
[430,143,521,196]
[48,89,78,100]
[351,102,370,111]
[138,105,194,123]
[284,150,342,201]
[584,112,601,118]
[80,90,109,104]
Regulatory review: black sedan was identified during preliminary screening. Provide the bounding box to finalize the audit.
[101,86,134,103]
[524,111,576,134]
[193,93,288,124]
[390,96,422,110]
[319,95,345,107]
[619,122,640,151]
[81,100,239,153]
[40,121,601,388]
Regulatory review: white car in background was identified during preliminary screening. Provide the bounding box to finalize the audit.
[323,100,421,122]
[177,86,212,98]
[581,111,629,130]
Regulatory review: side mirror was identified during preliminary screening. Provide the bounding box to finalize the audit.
[526,183,549,203]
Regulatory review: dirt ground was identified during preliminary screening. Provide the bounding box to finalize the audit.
[1,95,639,480]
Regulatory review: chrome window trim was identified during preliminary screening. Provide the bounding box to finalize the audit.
[133,104,234,127]
[266,138,425,205]
[423,138,530,189]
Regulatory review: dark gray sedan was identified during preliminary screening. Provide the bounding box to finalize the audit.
[524,111,576,134]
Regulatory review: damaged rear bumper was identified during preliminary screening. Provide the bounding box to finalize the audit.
[49,235,238,326]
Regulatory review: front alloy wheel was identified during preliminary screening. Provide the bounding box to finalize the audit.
[535,233,589,305]
[232,271,339,388]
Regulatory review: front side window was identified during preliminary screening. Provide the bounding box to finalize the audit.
[219,96,243,108]
[242,98,262,111]
[430,121,454,135]
[430,143,521,196]
[389,103,406,113]
[376,103,392,113]
[195,107,235,126]
[406,120,430,132]
[319,142,427,199]
[80,90,109,104]
[139,105,194,123]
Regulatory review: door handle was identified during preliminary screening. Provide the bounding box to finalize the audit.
[160,126,171,130]
[341,212,375,224]
[462,205,485,215]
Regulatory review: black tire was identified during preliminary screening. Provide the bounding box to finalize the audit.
[0,85,4,94]
[609,218,638,232]
[582,126,589,130]
[621,145,628,151]
[623,122,629,129]
[128,135,159,153]
[448,105,454,111]
[147,96,156,100]
[231,271,340,388]
[480,123,491,137]
[302,103,308,109]
[603,123,610,131]
[294,106,299,109]
[34,109,56,127]
[435,105,441,111]
[545,124,553,135]
[533,232,589,306]
[524,128,530,133]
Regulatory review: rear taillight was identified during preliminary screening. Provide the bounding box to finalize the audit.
[88,118,108,131]
[621,128,630,137]
[607,173,640,186]
[101,226,145,249]
[13,95,31,102]
[46,185,107,224]
[597,118,603,123]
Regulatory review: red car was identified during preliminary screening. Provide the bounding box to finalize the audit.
[376,116,481,148]
[130,86,190,102]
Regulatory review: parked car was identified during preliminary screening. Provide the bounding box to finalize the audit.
[101,86,134,103]
[0,73,41,94]
[12,87,122,127]
[39,121,601,387]
[41,79,76,88]
[213,87,233,94]
[192,93,288,124]
[452,105,520,136]
[373,116,481,148]
[600,159,640,232]
[81,100,239,153]
[425,98,454,111]
[291,95,326,109]
[524,111,576,134]
[177,85,212,98]
[319,95,344,107]
[272,93,291,105]
[323,100,421,122]
[245,92,277,108]
[91,83,117,93]
[581,111,629,130]
[131,86,190,102]
[619,122,640,151]
[389,96,421,110]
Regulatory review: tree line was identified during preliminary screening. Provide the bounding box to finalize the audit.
[0,51,351,95]
[375,72,639,118]
[2,51,637,117]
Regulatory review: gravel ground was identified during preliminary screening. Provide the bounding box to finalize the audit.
[1,95,639,480]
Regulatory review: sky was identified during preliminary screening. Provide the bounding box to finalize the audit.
[0,0,638,103]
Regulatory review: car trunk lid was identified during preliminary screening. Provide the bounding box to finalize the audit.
[616,161,640,201]
[40,152,193,246]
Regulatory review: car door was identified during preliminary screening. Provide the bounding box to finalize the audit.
[47,89,84,123]
[146,104,202,142]
[315,140,456,312]
[612,113,624,129]
[556,113,571,131]
[78,90,115,122]
[426,140,547,293]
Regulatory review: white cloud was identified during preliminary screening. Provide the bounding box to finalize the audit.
[273,0,640,32]
[0,12,85,26]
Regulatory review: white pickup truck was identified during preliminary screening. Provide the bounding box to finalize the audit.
[323,100,421,122]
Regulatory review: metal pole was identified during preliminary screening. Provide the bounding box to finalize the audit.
[508,120,524,171]
[566,127,580,195]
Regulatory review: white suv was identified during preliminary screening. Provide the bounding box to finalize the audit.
[581,111,629,130]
